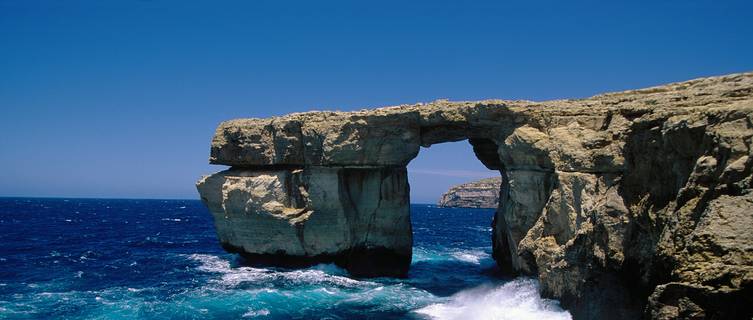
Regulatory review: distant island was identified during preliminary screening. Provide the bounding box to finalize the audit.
[437,177,501,208]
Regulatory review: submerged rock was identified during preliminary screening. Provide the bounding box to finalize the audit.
[438,177,502,208]
[197,72,753,319]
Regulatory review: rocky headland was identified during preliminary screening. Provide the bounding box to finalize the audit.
[438,177,502,208]
[197,72,753,319]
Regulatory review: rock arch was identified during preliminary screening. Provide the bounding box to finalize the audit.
[197,73,753,319]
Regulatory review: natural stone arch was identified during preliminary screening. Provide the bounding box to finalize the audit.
[199,103,564,275]
[197,73,753,320]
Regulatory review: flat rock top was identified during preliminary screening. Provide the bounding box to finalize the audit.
[220,71,753,123]
[209,72,753,167]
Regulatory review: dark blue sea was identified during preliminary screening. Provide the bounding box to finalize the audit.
[0,198,571,320]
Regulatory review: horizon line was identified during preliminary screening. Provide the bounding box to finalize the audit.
[0,196,489,207]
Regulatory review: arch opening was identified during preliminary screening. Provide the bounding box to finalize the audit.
[405,137,517,276]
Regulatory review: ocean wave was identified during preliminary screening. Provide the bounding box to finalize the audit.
[182,254,439,315]
[449,249,490,265]
[415,278,572,320]
[0,286,154,318]
[242,308,270,318]
[466,226,493,232]
[1,198,573,319]
[185,254,373,288]
[413,247,492,266]
[2,256,566,319]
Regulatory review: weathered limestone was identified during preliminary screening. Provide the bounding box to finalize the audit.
[197,72,753,319]
[210,110,421,167]
[438,177,502,208]
[196,166,411,277]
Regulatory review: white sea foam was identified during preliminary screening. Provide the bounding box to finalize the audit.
[467,226,493,232]
[242,308,270,317]
[415,278,572,320]
[450,249,490,265]
[185,254,372,288]
[79,250,96,261]
[414,247,492,265]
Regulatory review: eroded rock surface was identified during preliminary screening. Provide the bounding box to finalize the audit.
[438,177,502,208]
[196,166,412,277]
[197,72,753,319]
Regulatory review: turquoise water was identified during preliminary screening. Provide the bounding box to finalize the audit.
[0,198,571,319]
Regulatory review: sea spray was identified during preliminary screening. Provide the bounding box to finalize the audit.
[415,279,572,320]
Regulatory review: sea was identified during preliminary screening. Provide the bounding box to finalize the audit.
[0,198,571,320]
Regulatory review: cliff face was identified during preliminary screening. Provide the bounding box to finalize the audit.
[196,167,411,277]
[197,72,753,319]
[438,177,502,208]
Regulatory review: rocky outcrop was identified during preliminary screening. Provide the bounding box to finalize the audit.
[196,167,412,277]
[197,72,753,319]
[438,177,502,208]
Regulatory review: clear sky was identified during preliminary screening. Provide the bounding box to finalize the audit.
[1,0,752,203]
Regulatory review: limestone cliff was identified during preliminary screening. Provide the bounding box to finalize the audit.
[438,177,502,208]
[197,72,753,319]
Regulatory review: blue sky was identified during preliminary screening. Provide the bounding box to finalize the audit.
[1,0,752,203]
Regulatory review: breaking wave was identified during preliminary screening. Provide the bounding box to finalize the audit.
[185,253,372,288]
[416,278,572,320]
